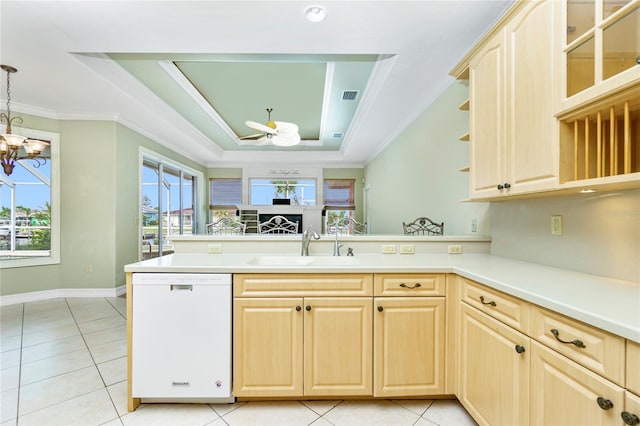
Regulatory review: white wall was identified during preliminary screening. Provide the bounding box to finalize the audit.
[490,189,640,282]
[364,80,490,235]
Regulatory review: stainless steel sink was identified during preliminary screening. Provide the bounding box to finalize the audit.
[248,255,360,266]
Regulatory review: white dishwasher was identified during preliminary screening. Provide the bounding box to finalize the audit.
[132,273,233,402]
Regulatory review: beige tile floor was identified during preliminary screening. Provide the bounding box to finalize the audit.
[0,297,477,426]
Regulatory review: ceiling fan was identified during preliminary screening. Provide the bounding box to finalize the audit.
[240,108,301,147]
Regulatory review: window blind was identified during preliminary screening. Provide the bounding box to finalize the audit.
[323,179,355,210]
[210,178,241,209]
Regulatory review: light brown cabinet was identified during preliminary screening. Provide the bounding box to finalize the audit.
[374,297,445,397]
[372,273,447,397]
[232,274,373,398]
[453,0,639,201]
[459,301,530,426]
[530,341,625,426]
[458,276,637,426]
[467,0,559,200]
[233,298,304,397]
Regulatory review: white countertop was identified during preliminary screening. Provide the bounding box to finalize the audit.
[125,253,640,342]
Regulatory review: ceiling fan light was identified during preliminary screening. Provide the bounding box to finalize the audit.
[304,5,327,22]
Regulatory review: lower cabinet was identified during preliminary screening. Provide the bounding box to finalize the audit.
[373,297,445,397]
[458,302,530,426]
[233,296,373,397]
[530,341,625,426]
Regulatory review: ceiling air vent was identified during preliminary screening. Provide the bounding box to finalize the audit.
[341,90,359,101]
[332,132,344,138]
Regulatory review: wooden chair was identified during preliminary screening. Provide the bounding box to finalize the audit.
[258,215,299,234]
[402,217,444,236]
[206,216,246,235]
[327,217,367,235]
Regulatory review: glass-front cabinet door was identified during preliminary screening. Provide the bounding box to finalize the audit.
[565,0,638,100]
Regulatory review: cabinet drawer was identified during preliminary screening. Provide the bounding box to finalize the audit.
[627,340,640,395]
[625,392,640,426]
[531,306,625,386]
[460,278,530,334]
[374,273,445,296]
[233,273,373,297]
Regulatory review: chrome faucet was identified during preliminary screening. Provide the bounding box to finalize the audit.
[333,232,343,256]
[301,226,320,256]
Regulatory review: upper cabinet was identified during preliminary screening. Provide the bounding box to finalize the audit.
[452,0,639,201]
[468,0,559,199]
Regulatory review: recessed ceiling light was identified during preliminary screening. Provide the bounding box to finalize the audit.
[304,5,327,23]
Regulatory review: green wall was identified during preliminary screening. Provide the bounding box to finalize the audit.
[364,81,490,235]
[1,117,207,296]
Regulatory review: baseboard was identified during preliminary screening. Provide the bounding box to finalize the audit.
[0,285,127,306]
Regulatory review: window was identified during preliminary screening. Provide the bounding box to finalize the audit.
[210,178,241,220]
[249,179,316,206]
[0,128,59,267]
[324,179,355,226]
[141,154,198,259]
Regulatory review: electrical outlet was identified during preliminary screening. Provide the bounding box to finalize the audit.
[381,244,396,254]
[551,215,563,235]
[85,264,93,273]
[471,218,477,233]
[208,244,223,254]
[399,244,415,254]
[448,245,463,254]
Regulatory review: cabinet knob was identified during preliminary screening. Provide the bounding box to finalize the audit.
[377,306,384,312]
[503,182,511,189]
[515,344,526,354]
[305,305,311,311]
[497,184,504,190]
[295,306,302,312]
[622,411,640,425]
[596,397,614,410]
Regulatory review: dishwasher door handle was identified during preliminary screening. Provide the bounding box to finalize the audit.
[170,284,193,291]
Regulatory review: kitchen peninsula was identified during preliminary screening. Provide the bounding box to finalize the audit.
[125,235,640,425]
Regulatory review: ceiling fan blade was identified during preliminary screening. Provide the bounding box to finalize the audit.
[274,121,299,134]
[239,133,264,140]
[271,133,301,147]
[245,120,276,134]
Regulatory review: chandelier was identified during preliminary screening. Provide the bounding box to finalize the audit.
[0,65,50,176]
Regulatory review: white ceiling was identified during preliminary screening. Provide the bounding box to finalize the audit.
[0,1,513,168]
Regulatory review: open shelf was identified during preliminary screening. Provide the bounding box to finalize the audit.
[459,132,470,142]
[459,165,470,172]
[459,99,470,111]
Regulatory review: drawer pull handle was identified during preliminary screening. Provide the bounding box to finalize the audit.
[295,306,302,312]
[550,329,586,348]
[622,411,640,425]
[399,282,422,289]
[170,284,193,291]
[479,296,496,306]
[172,381,190,387]
[596,397,613,410]
[514,345,526,354]
[377,306,384,312]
